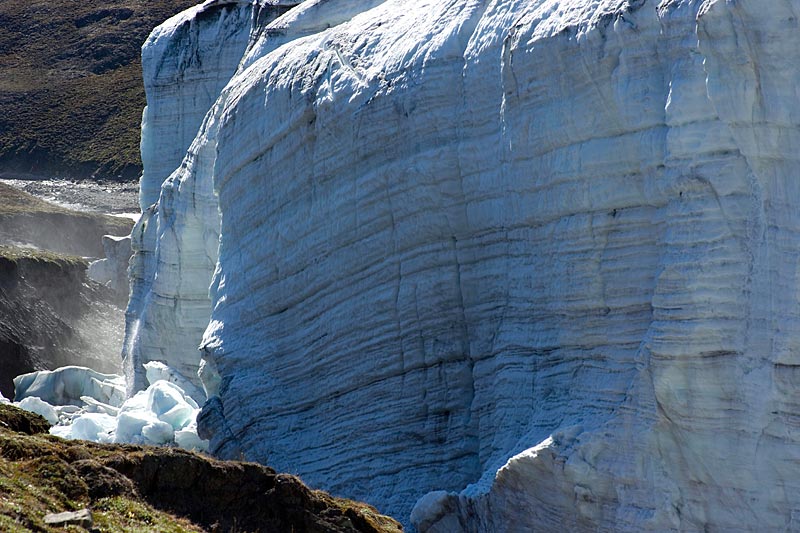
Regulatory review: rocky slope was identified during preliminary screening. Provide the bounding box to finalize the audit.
[128,0,800,530]
[0,403,402,532]
[0,0,197,180]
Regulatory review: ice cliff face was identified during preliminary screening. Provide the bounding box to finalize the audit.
[129,0,800,530]
[126,0,295,395]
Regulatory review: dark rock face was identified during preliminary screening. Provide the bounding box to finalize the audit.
[0,339,30,400]
[0,255,85,397]
[0,254,123,398]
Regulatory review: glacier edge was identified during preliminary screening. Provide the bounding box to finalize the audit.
[128,0,800,530]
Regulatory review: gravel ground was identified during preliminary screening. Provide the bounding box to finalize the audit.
[0,177,140,215]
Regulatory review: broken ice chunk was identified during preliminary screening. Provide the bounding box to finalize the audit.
[145,380,197,429]
[174,418,209,452]
[144,361,205,404]
[115,410,153,444]
[69,413,117,443]
[14,366,125,407]
[141,420,175,445]
[80,396,120,416]
[15,396,59,425]
[29,367,209,452]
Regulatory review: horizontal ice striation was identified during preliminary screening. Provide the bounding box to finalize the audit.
[125,0,296,396]
[130,0,800,530]
[410,1,800,530]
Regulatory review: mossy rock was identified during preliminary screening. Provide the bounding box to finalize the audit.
[70,459,137,500]
[20,456,89,503]
[0,432,60,461]
[0,403,50,435]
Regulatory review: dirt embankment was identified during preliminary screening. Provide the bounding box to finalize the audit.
[0,404,404,532]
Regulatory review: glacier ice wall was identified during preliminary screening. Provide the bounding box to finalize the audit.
[130,0,800,530]
[125,0,294,395]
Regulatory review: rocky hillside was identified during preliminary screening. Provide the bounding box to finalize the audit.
[0,403,403,532]
[0,0,197,180]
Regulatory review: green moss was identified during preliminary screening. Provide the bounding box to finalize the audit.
[0,459,79,531]
[0,432,61,461]
[21,456,89,505]
[0,436,205,533]
[0,245,87,268]
[313,490,405,533]
[0,405,204,533]
[0,514,31,533]
[92,497,203,533]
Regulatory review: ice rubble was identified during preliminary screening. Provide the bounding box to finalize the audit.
[12,365,208,452]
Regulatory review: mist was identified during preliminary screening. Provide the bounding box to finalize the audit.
[0,180,135,398]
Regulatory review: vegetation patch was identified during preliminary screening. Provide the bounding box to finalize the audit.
[0,404,403,532]
[0,245,87,268]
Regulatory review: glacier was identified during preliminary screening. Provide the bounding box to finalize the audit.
[127,0,800,530]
